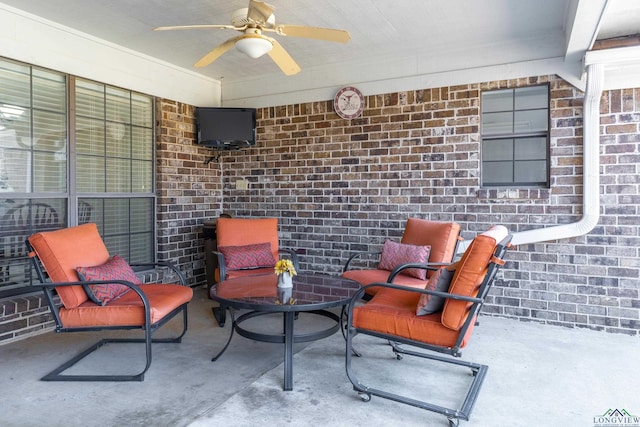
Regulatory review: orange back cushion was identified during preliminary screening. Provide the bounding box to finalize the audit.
[441,225,508,330]
[216,218,280,263]
[401,218,460,266]
[29,223,110,308]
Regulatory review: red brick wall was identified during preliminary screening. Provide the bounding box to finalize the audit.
[155,99,223,286]
[221,75,640,335]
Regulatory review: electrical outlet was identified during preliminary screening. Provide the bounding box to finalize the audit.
[235,179,249,190]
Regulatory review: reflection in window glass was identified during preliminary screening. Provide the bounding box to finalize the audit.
[0,198,67,292]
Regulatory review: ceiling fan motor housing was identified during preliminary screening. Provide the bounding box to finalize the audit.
[231,7,275,27]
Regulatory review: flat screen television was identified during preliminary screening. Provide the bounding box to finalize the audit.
[195,107,256,150]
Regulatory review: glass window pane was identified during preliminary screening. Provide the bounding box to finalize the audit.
[1,110,32,148]
[514,160,547,183]
[76,80,104,119]
[515,86,548,110]
[130,232,153,264]
[482,89,513,113]
[34,151,66,192]
[0,198,67,289]
[514,109,548,133]
[515,137,547,160]
[132,160,152,193]
[107,87,131,123]
[482,111,513,134]
[81,198,103,230]
[131,127,152,160]
[481,84,549,187]
[132,93,153,127]
[104,234,129,258]
[0,148,30,192]
[76,117,105,155]
[33,110,66,153]
[0,61,30,109]
[77,155,105,192]
[78,198,97,224]
[482,161,513,184]
[106,158,131,192]
[130,198,153,233]
[483,139,513,161]
[103,198,129,235]
[106,122,130,157]
[106,87,130,123]
[32,69,66,112]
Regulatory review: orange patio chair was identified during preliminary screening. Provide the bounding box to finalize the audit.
[211,217,299,326]
[345,225,512,426]
[342,218,462,297]
[26,223,193,381]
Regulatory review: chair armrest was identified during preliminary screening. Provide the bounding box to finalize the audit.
[130,261,187,286]
[355,282,483,305]
[35,279,152,327]
[279,248,300,270]
[36,279,149,302]
[343,251,382,272]
[387,262,453,282]
[211,250,226,283]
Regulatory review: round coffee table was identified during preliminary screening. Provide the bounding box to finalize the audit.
[209,273,361,391]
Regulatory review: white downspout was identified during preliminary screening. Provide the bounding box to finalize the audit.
[510,63,604,246]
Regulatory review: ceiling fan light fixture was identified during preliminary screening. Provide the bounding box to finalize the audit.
[235,36,273,58]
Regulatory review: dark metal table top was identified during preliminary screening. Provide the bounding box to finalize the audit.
[209,273,361,312]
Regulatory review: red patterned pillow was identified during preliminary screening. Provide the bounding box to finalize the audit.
[378,239,431,280]
[416,262,458,315]
[77,255,140,305]
[218,242,276,271]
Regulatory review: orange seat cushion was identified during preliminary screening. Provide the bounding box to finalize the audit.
[29,223,110,308]
[59,284,193,328]
[352,287,474,349]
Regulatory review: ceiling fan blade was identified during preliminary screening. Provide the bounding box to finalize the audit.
[275,25,351,43]
[194,36,244,68]
[247,0,275,25]
[154,24,238,31]
[266,37,301,76]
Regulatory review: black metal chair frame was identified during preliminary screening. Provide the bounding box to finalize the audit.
[345,236,511,427]
[27,242,189,382]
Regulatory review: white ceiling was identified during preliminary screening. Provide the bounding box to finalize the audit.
[1,0,639,106]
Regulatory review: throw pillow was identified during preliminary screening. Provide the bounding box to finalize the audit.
[378,239,431,280]
[77,255,140,305]
[416,262,458,315]
[218,242,276,271]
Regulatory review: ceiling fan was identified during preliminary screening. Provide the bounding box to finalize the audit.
[154,0,351,76]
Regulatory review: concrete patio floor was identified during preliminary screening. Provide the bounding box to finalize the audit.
[1,285,639,427]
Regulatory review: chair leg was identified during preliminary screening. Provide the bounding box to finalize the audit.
[42,305,188,382]
[346,330,487,425]
[340,306,361,357]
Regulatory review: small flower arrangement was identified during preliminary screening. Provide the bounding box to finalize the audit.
[274,259,297,276]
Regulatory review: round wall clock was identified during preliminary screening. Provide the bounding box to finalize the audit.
[333,86,365,119]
